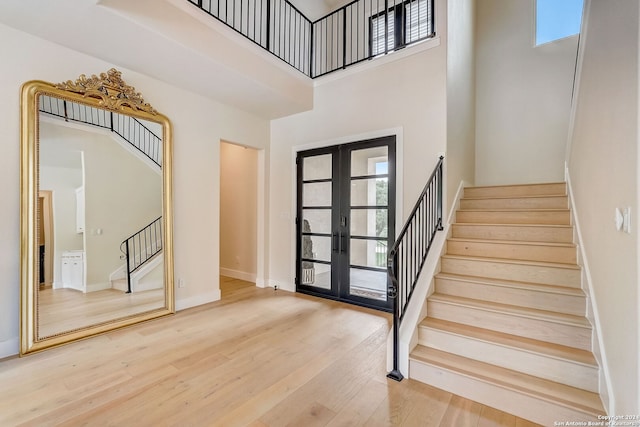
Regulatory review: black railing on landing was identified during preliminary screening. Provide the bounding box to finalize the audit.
[39,95,162,168]
[387,156,443,381]
[188,0,312,76]
[186,0,434,78]
[120,217,163,294]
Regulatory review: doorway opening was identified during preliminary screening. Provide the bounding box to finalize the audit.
[219,141,259,298]
[295,135,396,311]
[38,190,54,289]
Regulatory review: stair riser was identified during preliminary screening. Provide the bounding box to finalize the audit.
[427,301,591,350]
[435,278,586,316]
[451,224,574,243]
[441,257,581,287]
[457,210,571,225]
[464,183,567,199]
[447,240,577,264]
[460,196,568,210]
[418,327,598,392]
[409,360,601,426]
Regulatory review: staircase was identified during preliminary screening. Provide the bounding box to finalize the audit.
[409,182,606,425]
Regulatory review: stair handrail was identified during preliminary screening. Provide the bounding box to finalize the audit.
[387,155,443,381]
[120,216,163,293]
[187,0,435,79]
[39,95,162,167]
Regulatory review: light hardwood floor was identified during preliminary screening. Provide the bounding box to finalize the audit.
[0,277,541,426]
[38,287,165,338]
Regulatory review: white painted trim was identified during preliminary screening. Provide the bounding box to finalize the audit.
[268,279,294,293]
[447,180,467,226]
[256,148,268,291]
[86,282,112,293]
[313,37,441,87]
[220,267,257,283]
[176,290,220,311]
[218,141,265,297]
[565,166,614,414]
[0,338,19,360]
[564,0,591,163]
[289,127,405,292]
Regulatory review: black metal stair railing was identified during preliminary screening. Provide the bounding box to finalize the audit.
[312,0,434,77]
[387,156,443,381]
[187,0,434,78]
[120,217,163,294]
[39,95,162,168]
[189,0,312,76]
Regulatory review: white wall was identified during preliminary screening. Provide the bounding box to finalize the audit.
[475,0,578,185]
[567,0,639,415]
[268,0,448,291]
[220,142,258,281]
[446,0,476,201]
[0,23,270,357]
[40,122,163,290]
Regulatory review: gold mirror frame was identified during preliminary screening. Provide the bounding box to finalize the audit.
[20,69,174,355]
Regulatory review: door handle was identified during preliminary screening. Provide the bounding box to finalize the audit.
[333,232,339,252]
[340,232,346,253]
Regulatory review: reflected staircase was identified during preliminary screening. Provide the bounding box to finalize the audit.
[409,182,606,425]
[40,95,163,293]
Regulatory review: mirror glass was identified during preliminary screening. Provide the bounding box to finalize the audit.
[21,70,174,354]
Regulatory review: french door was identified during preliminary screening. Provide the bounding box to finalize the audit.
[296,136,395,311]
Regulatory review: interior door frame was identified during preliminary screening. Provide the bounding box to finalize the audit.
[295,136,396,311]
[290,128,404,293]
[38,190,54,288]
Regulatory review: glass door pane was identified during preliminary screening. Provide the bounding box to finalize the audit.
[298,153,334,291]
[296,136,395,312]
[348,145,390,303]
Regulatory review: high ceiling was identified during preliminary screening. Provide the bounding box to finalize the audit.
[0,0,313,119]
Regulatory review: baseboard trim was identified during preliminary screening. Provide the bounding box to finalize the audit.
[176,290,221,311]
[86,282,111,293]
[0,337,19,359]
[220,268,256,283]
[565,167,613,413]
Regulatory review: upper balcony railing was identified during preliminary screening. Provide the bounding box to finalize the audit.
[187,0,434,78]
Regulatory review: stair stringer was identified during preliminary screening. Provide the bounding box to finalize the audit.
[110,252,164,293]
[566,166,613,413]
[408,181,607,423]
[387,180,466,377]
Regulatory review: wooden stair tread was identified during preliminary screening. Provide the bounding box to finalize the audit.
[461,194,567,201]
[428,293,591,328]
[448,237,577,249]
[410,346,605,415]
[435,272,585,296]
[419,318,596,366]
[453,222,572,228]
[457,208,570,213]
[442,254,580,270]
[464,182,567,195]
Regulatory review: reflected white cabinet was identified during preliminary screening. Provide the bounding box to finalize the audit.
[61,251,85,292]
[75,186,85,234]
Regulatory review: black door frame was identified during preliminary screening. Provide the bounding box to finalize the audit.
[295,135,396,312]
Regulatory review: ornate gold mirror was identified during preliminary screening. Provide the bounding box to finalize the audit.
[20,69,174,355]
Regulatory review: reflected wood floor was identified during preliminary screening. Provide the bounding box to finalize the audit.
[0,277,540,426]
[38,287,165,338]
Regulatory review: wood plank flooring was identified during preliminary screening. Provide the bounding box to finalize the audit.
[38,287,165,338]
[0,277,540,426]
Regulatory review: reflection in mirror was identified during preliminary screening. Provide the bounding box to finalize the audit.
[21,70,174,355]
